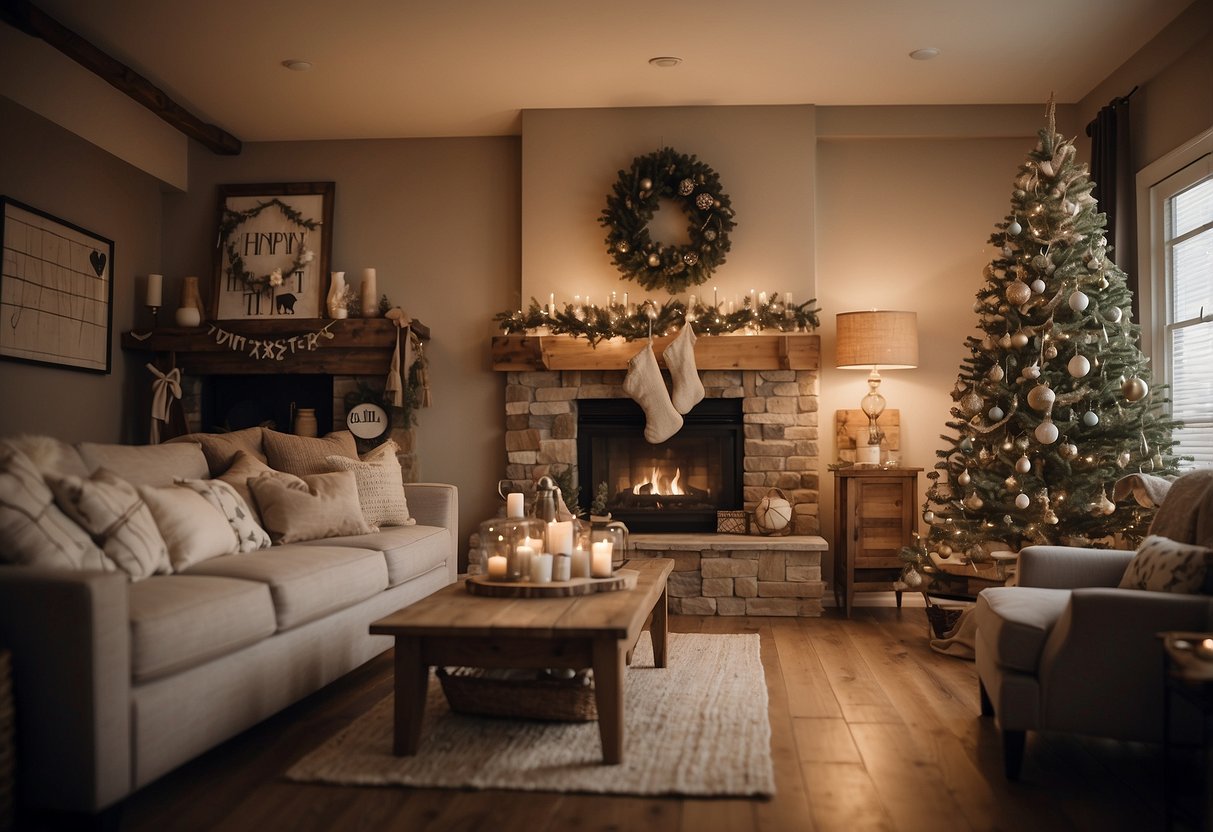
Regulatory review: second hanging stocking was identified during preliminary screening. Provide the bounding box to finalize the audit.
[664,322,705,414]
[623,341,683,443]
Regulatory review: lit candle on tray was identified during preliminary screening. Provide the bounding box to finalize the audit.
[514,545,535,580]
[487,555,507,580]
[531,553,553,583]
[553,554,571,582]
[547,520,573,556]
[591,540,613,578]
[571,546,590,579]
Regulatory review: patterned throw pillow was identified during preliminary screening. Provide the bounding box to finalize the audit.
[139,482,240,571]
[262,429,358,477]
[1118,535,1213,594]
[247,470,372,544]
[176,478,271,553]
[0,445,112,571]
[48,469,171,581]
[324,440,414,529]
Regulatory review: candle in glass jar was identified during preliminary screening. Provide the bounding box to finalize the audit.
[487,555,507,580]
[514,545,535,579]
[571,547,590,578]
[506,492,525,519]
[591,540,613,578]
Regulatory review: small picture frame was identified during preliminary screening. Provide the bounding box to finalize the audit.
[212,182,334,320]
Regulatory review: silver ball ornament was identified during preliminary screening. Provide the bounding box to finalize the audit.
[923,510,935,523]
[1007,219,1022,235]
[1067,355,1091,378]
[1014,493,1031,509]
[1035,419,1059,444]
[1015,455,1032,474]
[988,406,1004,421]
[1068,291,1089,312]
[1122,377,1149,402]
[1082,410,1099,427]
[1105,306,1123,323]
[1031,279,1046,294]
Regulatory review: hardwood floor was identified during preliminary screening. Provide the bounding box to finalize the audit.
[26,609,1187,832]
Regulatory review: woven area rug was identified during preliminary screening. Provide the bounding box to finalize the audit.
[286,632,773,797]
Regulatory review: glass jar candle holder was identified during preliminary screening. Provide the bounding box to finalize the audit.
[478,516,547,581]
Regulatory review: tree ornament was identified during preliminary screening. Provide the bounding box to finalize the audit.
[678,178,694,196]
[988,406,1004,421]
[1007,219,1022,235]
[1001,438,1015,452]
[1021,363,1041,381]
[1011,331,1029,349]
[958,469,972,486]
[1006,280,1032,306]
[959,437,974,453]
[695,192,715,210]
[754,491,793,534]
[1030,278,1046,294]
[1122,377,1149,402]
[1035,418,1059,444]
[964,492,984,510]
[1027,383,1055,412]
[960,390,984,416]
[1005,475,1019,490]
[1067,354,1091,377]
[998,333,1013,349]
[1043,343,1058,360]
[1058,441,1078,460]
[1014,492,1030,509]
[1092,490,1116,516]
[1082,410,1099,427]
[1043,508,1059,524]
[1068,291,1089,312]
[988,364,1005,382]
[923,510,935,523]
[639,177,653,191]
[647,253,660,267]
[1015,455,1032,474]
[982,336,997,351]
[1117,450,1131,468]
[1105,306,1123,323]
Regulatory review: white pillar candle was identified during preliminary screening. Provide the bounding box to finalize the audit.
[547,520,573,556]
[506,492,525,519]
[553,554,571,582]
[531,553,554,583]
[146,274,162,307]
[591,540,613,578]
[522,535,543,553]
[487,555,507,580]
[571,547,590,579]
[513,545,535,580]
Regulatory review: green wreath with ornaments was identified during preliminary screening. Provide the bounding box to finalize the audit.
[600,147,735,294]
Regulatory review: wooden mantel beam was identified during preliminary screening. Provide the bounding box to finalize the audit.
[0,0,242,155]
[492,333,821,372]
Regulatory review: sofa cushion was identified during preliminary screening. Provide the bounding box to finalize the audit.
[47,469,171,580]
[167,427,266,476]
[975,586,1072,673]
[185,545,388,631]
[262,429,357,477]
[128,575,277,682]
[77,442,209,487]
[324,440,413,529]
[296,525,450,586]
[1118,535,1213,594]
[247,470,372,544]
[138,483,239,571]
[0,444,111,571]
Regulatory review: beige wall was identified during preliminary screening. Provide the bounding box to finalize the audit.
[521,106,816,307]
[0,98,162,443]
[159,137,520,554]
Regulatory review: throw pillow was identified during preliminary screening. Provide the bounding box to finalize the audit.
[48,469,171,581]
[324,439,414,529]
[262,429,358,477]
[247,470,372,544]
[167,427,266,475]
[139,483,240,571]
[77,441,209,487]
[176,478,271,553]
[1,435,89,478]
[0,445,112,571]
[216,450,303,521]
[1118,535,1213,594]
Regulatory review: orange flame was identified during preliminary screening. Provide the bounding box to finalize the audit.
[632,467,685,496]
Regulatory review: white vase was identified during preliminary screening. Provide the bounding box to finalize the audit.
[327,271,347,319]
[174,306,201,327]
[360,268,379,318]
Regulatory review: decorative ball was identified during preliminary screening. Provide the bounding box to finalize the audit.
[1027,384,1055,412]
[1010,331,1029,349]
[1021,364,1041,381]
[1031,254,1050,270]
[616,241,630,253]
[964,492,984,510]
[754,493,792,534]
[639,177,653,191]
[1068,291,1089,312]
[923,510,935,523]
[704,229,717,241]
[959,438,974,453]
[958,469,972,486]
[683,252,699,266]
[960,391,984,416]
[1059,442,1078,460]
[999,333,1013,349]
[647,253,661,267]
[1006,280,1032,306]
[1014,493,1031,510]
[695,193,715,210]
[1122,377,1149,402]
[1007,219,1022,235]
[1082,410,1099,427]
[1030,279,1047,294]
[1043,344,1058,360]
[678,178,695,196]
[1015,455,1032,474]
[988,406,1005,421]
[1105,306,1123,323]
[1035,419,1059,444]
[988,365,1005,382]
[1067,355,1091,378]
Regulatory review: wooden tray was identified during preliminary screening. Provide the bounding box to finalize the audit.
[465,569,638,598]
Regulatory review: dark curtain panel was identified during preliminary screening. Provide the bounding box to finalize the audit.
[1086,90,1137,320]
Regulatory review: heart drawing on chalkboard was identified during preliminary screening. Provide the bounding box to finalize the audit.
[89,250,107,276]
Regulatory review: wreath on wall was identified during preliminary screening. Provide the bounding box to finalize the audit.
[219,198,318,294]
[599,147,735,294]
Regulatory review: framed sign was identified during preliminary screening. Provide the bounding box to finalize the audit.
[212,182,334,320]
[1,196,113,373]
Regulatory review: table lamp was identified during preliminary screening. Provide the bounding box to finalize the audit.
[835,310,919,465]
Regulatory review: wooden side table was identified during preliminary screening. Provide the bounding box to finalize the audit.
[833,466,921,618]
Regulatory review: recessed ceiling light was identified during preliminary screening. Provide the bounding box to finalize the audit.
[281,59,313,71]
[648,56,682,68]
[909,48,940,61]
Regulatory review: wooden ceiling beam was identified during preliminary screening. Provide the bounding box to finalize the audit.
[1,0,242,155]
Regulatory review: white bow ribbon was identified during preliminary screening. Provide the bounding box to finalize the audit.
[146,363,182,443]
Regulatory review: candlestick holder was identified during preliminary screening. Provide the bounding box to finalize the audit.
[147,305,160,328]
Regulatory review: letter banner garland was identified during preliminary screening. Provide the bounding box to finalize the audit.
[206,322,335,361]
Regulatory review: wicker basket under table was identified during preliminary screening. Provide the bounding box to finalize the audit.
[437,666,597,722]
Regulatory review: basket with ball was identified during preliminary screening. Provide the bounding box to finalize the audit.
[753,488,793,536]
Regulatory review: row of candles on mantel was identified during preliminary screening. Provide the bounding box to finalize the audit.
[542,288,795,317]
[483,492,614,582]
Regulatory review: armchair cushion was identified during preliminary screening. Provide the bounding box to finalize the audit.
[976,587,1071,673]
[1118,535,1212,594]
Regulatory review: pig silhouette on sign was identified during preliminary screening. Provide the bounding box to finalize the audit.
[275,293,297,315]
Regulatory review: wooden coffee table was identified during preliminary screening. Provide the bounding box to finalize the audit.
[370,557,674,764]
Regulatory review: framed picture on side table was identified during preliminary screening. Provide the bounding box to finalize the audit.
[212,182,334,320]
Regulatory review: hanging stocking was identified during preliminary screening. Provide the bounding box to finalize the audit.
[664,323,704,414]
[623,341,682,443]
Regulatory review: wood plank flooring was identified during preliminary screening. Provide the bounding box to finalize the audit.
[26,608,1185,832]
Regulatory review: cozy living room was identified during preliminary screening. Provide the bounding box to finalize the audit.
[1,1,1212,830]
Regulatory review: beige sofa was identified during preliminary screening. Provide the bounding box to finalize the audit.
[0,431,458,814]
[975,469,1213,779]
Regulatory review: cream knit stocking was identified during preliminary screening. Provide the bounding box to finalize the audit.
[623,341,683,443]
[664,323,704,414]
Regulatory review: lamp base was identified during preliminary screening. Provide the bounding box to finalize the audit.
[856,444,881,466]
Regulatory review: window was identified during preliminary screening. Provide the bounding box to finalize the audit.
[1140,130,1213,469]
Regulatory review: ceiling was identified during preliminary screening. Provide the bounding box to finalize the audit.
[33,0,1196,142]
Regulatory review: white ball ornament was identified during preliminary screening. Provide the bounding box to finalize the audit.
[1007,219,1022,235]
[1068,291,1090,312]
[1105,306,1123,323]
[1014,493,1031,509]
[1067,355,1091,378]
[754,492,793,534]
[1031,279,1047,294]
[1015,455,1032,474]
[1035,419,1059,444]
[1082,410,1099,427]
[1027,383,1055,412]
[988,406,1004,421]
[1122,377,1149,402]
[923,510,935,523]
[1010,331,1029,349]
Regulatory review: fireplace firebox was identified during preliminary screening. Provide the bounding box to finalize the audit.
[577,398,743,532]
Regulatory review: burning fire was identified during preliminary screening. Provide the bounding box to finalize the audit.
[632,467,684,496]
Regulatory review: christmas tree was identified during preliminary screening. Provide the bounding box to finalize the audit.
[909,102,1183,571]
